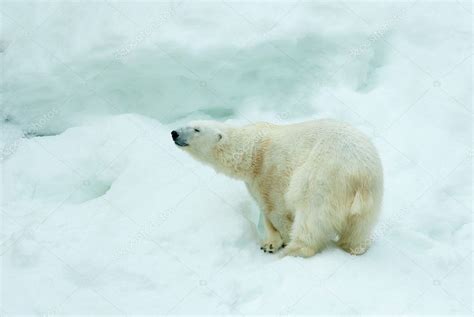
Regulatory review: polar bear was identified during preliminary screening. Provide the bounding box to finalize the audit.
[171,119,383,257]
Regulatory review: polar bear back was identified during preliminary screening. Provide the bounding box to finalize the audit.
[264,119,381,175]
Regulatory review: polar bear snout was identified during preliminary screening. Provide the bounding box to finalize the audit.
[171,130,189,147]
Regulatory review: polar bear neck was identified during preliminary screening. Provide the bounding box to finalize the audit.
[212,125,271,181]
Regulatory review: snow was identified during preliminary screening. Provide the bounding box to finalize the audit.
[1,0,472,315]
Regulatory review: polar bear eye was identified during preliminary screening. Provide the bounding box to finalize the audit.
[194,128,200,133]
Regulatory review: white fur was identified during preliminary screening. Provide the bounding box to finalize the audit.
[172,119,383,257]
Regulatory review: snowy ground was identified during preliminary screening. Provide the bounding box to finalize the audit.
[1,0,472,315]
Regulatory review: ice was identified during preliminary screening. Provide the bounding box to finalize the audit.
[1,0,472,315]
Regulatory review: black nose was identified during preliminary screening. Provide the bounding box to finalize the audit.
[171,130,179,141]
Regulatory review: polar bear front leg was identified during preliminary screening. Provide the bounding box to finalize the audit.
[260,216,284,253]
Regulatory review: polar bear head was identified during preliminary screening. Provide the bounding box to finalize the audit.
[171,120,270,180]
[171,120,226,162]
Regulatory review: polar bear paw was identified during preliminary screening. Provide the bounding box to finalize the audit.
[260,237,285,253]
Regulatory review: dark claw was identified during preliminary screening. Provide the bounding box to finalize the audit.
[264,249,267,253]
[269,251,273,253]
[269,244,273,249]
[282,243,287,248]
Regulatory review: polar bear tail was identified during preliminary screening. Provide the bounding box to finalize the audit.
[349,189,373,216]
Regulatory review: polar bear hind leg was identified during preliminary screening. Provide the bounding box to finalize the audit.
[280,163,337,257]
[337,214,373,255]
[280,202,336,258]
